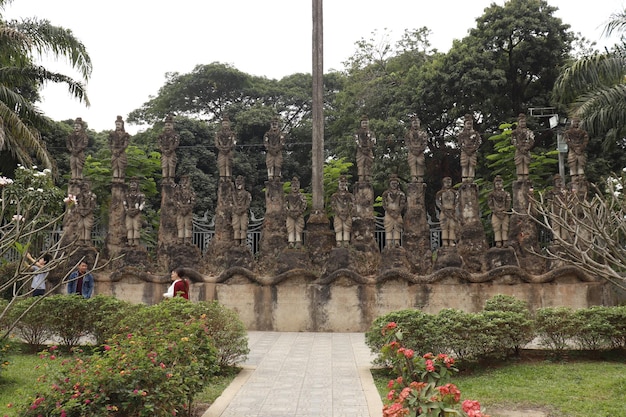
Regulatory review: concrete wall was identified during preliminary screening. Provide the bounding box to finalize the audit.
[94,266,613,332]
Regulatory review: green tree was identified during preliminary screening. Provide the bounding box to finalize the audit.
[0,0,91,172]
[552,8,626,140]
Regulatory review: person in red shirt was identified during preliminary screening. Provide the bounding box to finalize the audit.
[163,267,189,299]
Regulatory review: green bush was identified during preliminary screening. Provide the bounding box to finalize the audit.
[43,295,92,349]
[435,309,495,361]
[605,305,626,349]
[86,295,138,345]
[4,296,53,351]
[17,305,219,417]
[571,306,614,350]
[365,309,442,363]
[535,307,577,351]
[118,298,249,368]
[481,295,534,355]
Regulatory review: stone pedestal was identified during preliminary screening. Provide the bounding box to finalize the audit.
[205,178,235,271]
[104,182,126,259]
[276,248,312,274]
[457,181,488,272]
[509,180,545,274]
[118,246,151,270]
[305,211,334,271]
[433,246,463,270]
[157,180,178,269]
[403,182,432,274]
[485,246,518,269]
[351,181,379,263]
[379,247,410,273]
[257,180,287,273]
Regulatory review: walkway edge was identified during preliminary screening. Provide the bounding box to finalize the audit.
[359,366,383,417]
[201,366,255,417]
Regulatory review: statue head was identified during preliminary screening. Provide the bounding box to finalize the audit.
[291,176,300,192]
[129,176,139,191]
[270,116,280,130]
[338,175,348,191]
[553,174,563,188]
[571,117,581,128]
[389,173,399,189]
[235,175,245,190]
[517,113,527,128]
[164,114,175,132]
[360,115,369,129]
[442,176,452,188]
[463,114,473,130]
[74,117,84,132]
[221,115,231,129]
[115,115,125,131]
[410,115,421,129]
[494,175,503,190]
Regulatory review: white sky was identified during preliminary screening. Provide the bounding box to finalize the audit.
[3,0,624,134]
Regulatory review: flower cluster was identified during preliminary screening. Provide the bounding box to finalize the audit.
[63,194,78,206]
[380,322,490,417]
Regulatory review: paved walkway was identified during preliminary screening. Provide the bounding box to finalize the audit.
[203,331,383,417]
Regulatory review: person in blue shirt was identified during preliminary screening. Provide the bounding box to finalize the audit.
[67,261,94,299]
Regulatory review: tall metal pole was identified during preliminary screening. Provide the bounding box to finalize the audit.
[311,0,324,212]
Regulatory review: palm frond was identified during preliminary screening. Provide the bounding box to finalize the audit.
[0,99,51,169]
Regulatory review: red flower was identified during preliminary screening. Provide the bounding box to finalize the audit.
[425,359,435,372]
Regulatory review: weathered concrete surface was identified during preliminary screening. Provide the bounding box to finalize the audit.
[93,265,613,332]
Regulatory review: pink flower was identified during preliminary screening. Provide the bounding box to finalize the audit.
[425,359,435,372]
[403,349,414,359]
[103,345,111,351]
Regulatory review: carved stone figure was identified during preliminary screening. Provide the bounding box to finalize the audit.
[158,114,179,181]
[232,175,251,246]
[331,175,354,247]
[382,174,406,248]
[76,180,96,245]
[435,177,458,247]
[458,114,481,182]
[109,115,130,182]
[215,115,236,178]
[355,116,375,182]
[67,117,88,180]
[405,116,428,182]
[545,174,569,242]
[175,175,195,244]
[510,113,535,181]
[263,116,285,180]
[487,175,511,248]
[285,176,307,248]
[123,177,145,247]
[565,117,590,181]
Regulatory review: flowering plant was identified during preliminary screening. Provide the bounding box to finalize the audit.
[380,322,490,417]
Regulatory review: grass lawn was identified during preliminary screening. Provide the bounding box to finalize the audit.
[0,352,238,417]
[373,351,626,417]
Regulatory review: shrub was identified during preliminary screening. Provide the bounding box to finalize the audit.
[380,322,489,417]
[43,295,92,349]
[571,306,614,350]
[17,301,219,416]
[4,296,53,351]
[86,295,138,345]
[535,307,577,351]
[118,298,249,368]
[481,295,535,356]
[365,309,442,364]
[435,309,494,362]
[605,305,626,349]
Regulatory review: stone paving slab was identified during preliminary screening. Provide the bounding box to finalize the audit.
[203,332,383,417]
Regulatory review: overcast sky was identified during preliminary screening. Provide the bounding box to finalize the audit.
[4,0,624,133]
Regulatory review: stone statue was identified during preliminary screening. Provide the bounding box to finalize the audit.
[76,180,96,245]
[158,114,179,182]
[215,115,236,178]
[175,175,195,244]
[435,177,458,247]
[331,175,354,247]
[123,177,145,247]
[355,116,375,182]
[67,117,88,180]
[510,113,535,181]
[109,115,130,182]
[263,116,285,180]
[458,114,481,182]
[405,116,428,183]
[487,175,511,248]
[545,174,569,242]
[232,175,252,246]
[382,174,406,248]
[565,117,589,181]
[285,176,307,249]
